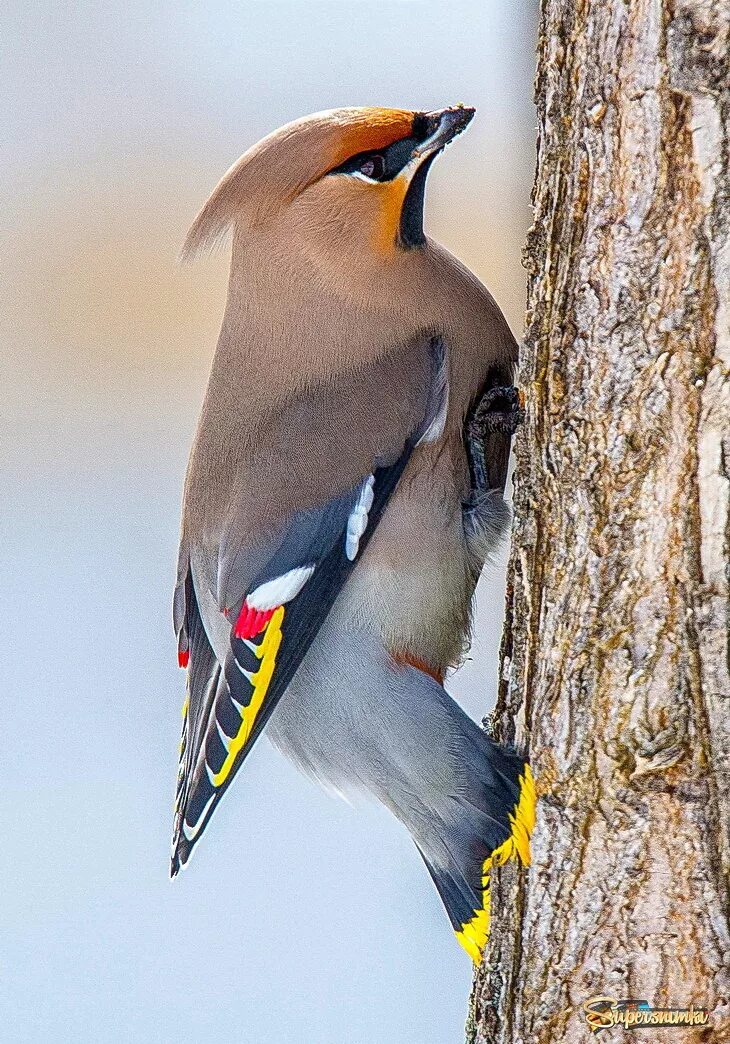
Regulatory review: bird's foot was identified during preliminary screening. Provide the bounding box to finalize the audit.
[467,385,524,440]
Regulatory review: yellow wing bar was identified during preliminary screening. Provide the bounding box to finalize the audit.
[209,606,285,789]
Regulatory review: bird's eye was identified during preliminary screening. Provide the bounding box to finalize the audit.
[359,154,386,180]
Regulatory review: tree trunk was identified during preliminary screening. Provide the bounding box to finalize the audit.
[469,2,730,1042]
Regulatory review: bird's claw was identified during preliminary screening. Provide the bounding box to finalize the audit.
[467,385,524,440]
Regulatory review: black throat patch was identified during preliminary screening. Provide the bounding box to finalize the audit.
[399,153,436,248]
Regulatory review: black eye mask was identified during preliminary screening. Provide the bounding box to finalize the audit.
[329,113,436,183]
[329,136,420,182]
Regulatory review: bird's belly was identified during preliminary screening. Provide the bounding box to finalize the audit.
[266,602,477,809]
[342,501,477,672]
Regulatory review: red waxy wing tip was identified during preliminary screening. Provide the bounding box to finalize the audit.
[233,602,277,640]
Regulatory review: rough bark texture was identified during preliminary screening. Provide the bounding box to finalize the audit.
[469,2,730,1042]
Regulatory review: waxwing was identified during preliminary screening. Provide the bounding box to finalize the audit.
[171,106,534,963]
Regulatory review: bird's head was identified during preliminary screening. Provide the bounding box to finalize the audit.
[183,106,475,267]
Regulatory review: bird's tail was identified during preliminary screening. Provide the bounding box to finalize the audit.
[264,613,535,965]
[414,751,535,964]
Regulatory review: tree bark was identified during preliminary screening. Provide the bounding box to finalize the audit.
[469,2,730,1042]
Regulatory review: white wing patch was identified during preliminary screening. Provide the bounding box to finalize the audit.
[247,565,315,611]
[346,474,375,561]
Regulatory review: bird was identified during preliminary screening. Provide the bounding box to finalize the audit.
[170,105,535,964]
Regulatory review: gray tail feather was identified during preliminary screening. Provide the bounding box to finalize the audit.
[413,740,535,962]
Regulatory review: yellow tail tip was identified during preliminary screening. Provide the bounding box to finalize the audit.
[455,764,536,964]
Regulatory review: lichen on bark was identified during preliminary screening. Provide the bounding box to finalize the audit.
[469,2,730,1042]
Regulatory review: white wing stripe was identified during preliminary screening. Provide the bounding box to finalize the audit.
[183,792,216,842]
[216,720,232,751]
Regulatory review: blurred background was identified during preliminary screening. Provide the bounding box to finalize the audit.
[1,2,536,1042]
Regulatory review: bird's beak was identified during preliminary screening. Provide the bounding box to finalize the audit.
[411,106,476,162]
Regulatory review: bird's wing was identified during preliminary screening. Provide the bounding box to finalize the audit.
[170,334,448,874]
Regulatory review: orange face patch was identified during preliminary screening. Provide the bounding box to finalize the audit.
[325,108,414,173]
[367,176,410,253]
[320,109,417,254]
